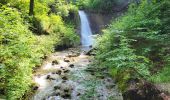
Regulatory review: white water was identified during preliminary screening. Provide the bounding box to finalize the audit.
[78,10,93,47]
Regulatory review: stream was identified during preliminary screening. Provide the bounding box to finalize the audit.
[32,10,123,100]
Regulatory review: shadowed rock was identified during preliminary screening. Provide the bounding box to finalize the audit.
[62,76,68,80]
[54,86,61,90]
[63,69,70,73]
[52,60,59,65]
[46,75,55,80]
[33,86,39,90]
[62,94,71,99]
[56,70,62,75]
[69,64,74,68]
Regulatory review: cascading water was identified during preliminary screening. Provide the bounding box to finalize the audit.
[78,10,93,47]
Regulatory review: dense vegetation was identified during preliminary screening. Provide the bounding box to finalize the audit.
[76,0,127,12]
[94,0,170,91]
[0,0,79,99]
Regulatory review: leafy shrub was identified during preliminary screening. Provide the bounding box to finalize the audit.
[95,0,170,90]
[76,0,126,12]
[0,6,37,99]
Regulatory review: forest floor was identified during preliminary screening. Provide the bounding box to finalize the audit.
[31,47,123,100]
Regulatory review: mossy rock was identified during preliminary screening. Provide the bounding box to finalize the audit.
[115,69,136,92]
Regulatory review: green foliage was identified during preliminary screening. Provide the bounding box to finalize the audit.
[149,56,170,83]
[76,0,125,12]
[0,0,80,99]
[95,0,170,90]
[0,6,36,99]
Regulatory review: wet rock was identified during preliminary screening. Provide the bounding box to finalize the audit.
[46,75,55,80]
[89,45,93,48]
[46,75,51,79]
[63,69,70,73]
[62,80,66,83]
[56,70,62,75]
[32,86,39,90]
[64,89,69,93]
[62,68,66,71]
[85,48,96,56]
[69,64,74,68]
[91,72,95,75]
[62,94,71,99]
[62,76,68,80]
[77,93,81,96]
[52,60,59,65]
[55,93,60,96]
[64,58,70,62]
[67,53,80,58]
[54,86,61,90]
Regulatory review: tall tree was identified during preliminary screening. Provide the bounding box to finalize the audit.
[29,0,34,15]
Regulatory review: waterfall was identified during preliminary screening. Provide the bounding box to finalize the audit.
[78,10,93,47]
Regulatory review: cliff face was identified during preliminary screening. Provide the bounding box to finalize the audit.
[85,0,130,34]
[86,12,113,34]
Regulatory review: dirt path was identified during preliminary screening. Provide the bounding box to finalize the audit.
[32,48,123,100]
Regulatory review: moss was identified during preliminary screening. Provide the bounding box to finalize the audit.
[115,70,131,92]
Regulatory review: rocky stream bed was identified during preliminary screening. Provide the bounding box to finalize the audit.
[31,48,123,100]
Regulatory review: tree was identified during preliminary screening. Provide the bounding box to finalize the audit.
[29,0,34,15]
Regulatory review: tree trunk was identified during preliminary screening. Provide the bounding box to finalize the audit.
[29,0,34,16]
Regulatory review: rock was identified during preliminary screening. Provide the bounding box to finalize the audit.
[62,76,68,80]
[63,69,70,73]
[64,89,69,93]
[123,80,163,100]
[62,80,66,83]
[91,72,95,75]
[56,70,62,75]
[67,53,80,58]
[46,75,55,80]
[52,60,59,65]
[46,75,51,79]
[62,94,71,99]
[55,93,60,96]
[85,47,96,56]
[32,86,39,90]
[89,45,92,48]
[64,58,70,62]
[54,86,61,90]
[77,93,81,96]
[69,64,74,68]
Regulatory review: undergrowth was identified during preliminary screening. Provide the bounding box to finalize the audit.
[94,0,170,91]
[0,0,80,99]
